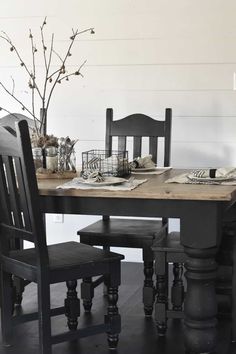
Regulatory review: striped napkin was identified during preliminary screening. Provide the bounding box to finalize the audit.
[165,167,236,185]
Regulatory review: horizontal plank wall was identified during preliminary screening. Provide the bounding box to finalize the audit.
[1,0,236,259]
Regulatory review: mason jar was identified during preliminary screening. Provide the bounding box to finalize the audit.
[32,147,43,170]
[46,146,58,172]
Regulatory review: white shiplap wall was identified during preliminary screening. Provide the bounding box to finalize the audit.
[1,0,236,260]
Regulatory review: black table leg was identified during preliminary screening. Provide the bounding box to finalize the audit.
[184,246,218,354]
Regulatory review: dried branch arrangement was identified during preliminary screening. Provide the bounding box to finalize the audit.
[0,17,94,137]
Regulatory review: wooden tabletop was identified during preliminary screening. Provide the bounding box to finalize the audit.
[37,169,236,202]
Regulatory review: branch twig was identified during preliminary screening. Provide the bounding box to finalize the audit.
[58,60,87,82]
[29,29,36,119]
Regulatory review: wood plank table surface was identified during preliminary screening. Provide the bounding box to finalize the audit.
[38,168,236,354]
[38,169,236,201]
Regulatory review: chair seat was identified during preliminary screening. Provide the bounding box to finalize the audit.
[152,232,184,252]
[2,242,124,283]
[78,218,167,248]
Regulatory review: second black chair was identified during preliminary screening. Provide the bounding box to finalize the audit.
[78,107,172,316]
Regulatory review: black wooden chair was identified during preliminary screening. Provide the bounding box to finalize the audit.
[153,219,236,340]
[0,113,35,306]
[152,231,186,335]
[0,120,124,354]
[78,107,172,317]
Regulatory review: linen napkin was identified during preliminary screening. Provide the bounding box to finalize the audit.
[165,167,236,185]
[130,154,156,169]
[57,177,147,191]
[130,154,172,175]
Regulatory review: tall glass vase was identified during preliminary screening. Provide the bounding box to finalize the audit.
[40,108,47,136]
[39,108,47,168]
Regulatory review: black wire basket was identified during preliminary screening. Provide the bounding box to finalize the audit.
[81,149,130,177]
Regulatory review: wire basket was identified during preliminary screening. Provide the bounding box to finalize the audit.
[81,149,130,177]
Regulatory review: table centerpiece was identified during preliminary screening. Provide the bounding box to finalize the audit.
[0,17,94,177]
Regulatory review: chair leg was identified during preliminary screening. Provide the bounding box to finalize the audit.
[81,277,94,313]
[171,262,185,311]
[12,276,26,306]
[65,280,80,330]
[1,270,13,346]
[143,260,155,317]
[231,238,236,342]
[154,252,168,335]
[37,279,52,354]
[103,246,110,296]
[105,286,121,350]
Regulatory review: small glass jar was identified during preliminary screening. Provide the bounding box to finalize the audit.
[32,147,43,170]
[46,146,58,172]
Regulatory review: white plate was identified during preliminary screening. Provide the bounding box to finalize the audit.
[77,177,127,186]
[187,175,235,182]
[131,167,156,172]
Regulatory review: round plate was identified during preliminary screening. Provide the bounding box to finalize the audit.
[77,177,127,186]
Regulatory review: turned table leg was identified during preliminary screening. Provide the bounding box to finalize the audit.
[184,246,218,354]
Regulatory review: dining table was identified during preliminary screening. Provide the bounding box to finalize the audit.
[38,168,236,354]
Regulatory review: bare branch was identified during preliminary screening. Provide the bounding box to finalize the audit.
[70,27,95,38]
[29,29,36,117]
[40,18,49,71]
[41,33,54,123]
[45,28,92,112]
[47,33,54,69]
[0,22,94,137]
[0,81,40,123]
[10,76,15,95]
[46,49,65,80]
[52,48,64,63]
[40,16,47,30]
[58,60,87,82]
[0,32,43,101]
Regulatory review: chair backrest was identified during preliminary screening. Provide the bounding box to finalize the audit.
[0,120,48,265]
[0,113,35,134]
[105,108,172,167]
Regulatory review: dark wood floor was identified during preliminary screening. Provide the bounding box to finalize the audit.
[0,262,236,354]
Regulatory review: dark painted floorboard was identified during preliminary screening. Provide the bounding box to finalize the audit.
[0,262,236,354]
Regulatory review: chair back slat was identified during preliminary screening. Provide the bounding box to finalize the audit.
[14,157,32,231]
[164,108,172,167]
[105,108,172,166]
[133,137,142,159]
[3,156,24,229]
[0,121,48,264]
[118,137,126,152]
[149,137,158,164]
[0,156,12,225]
